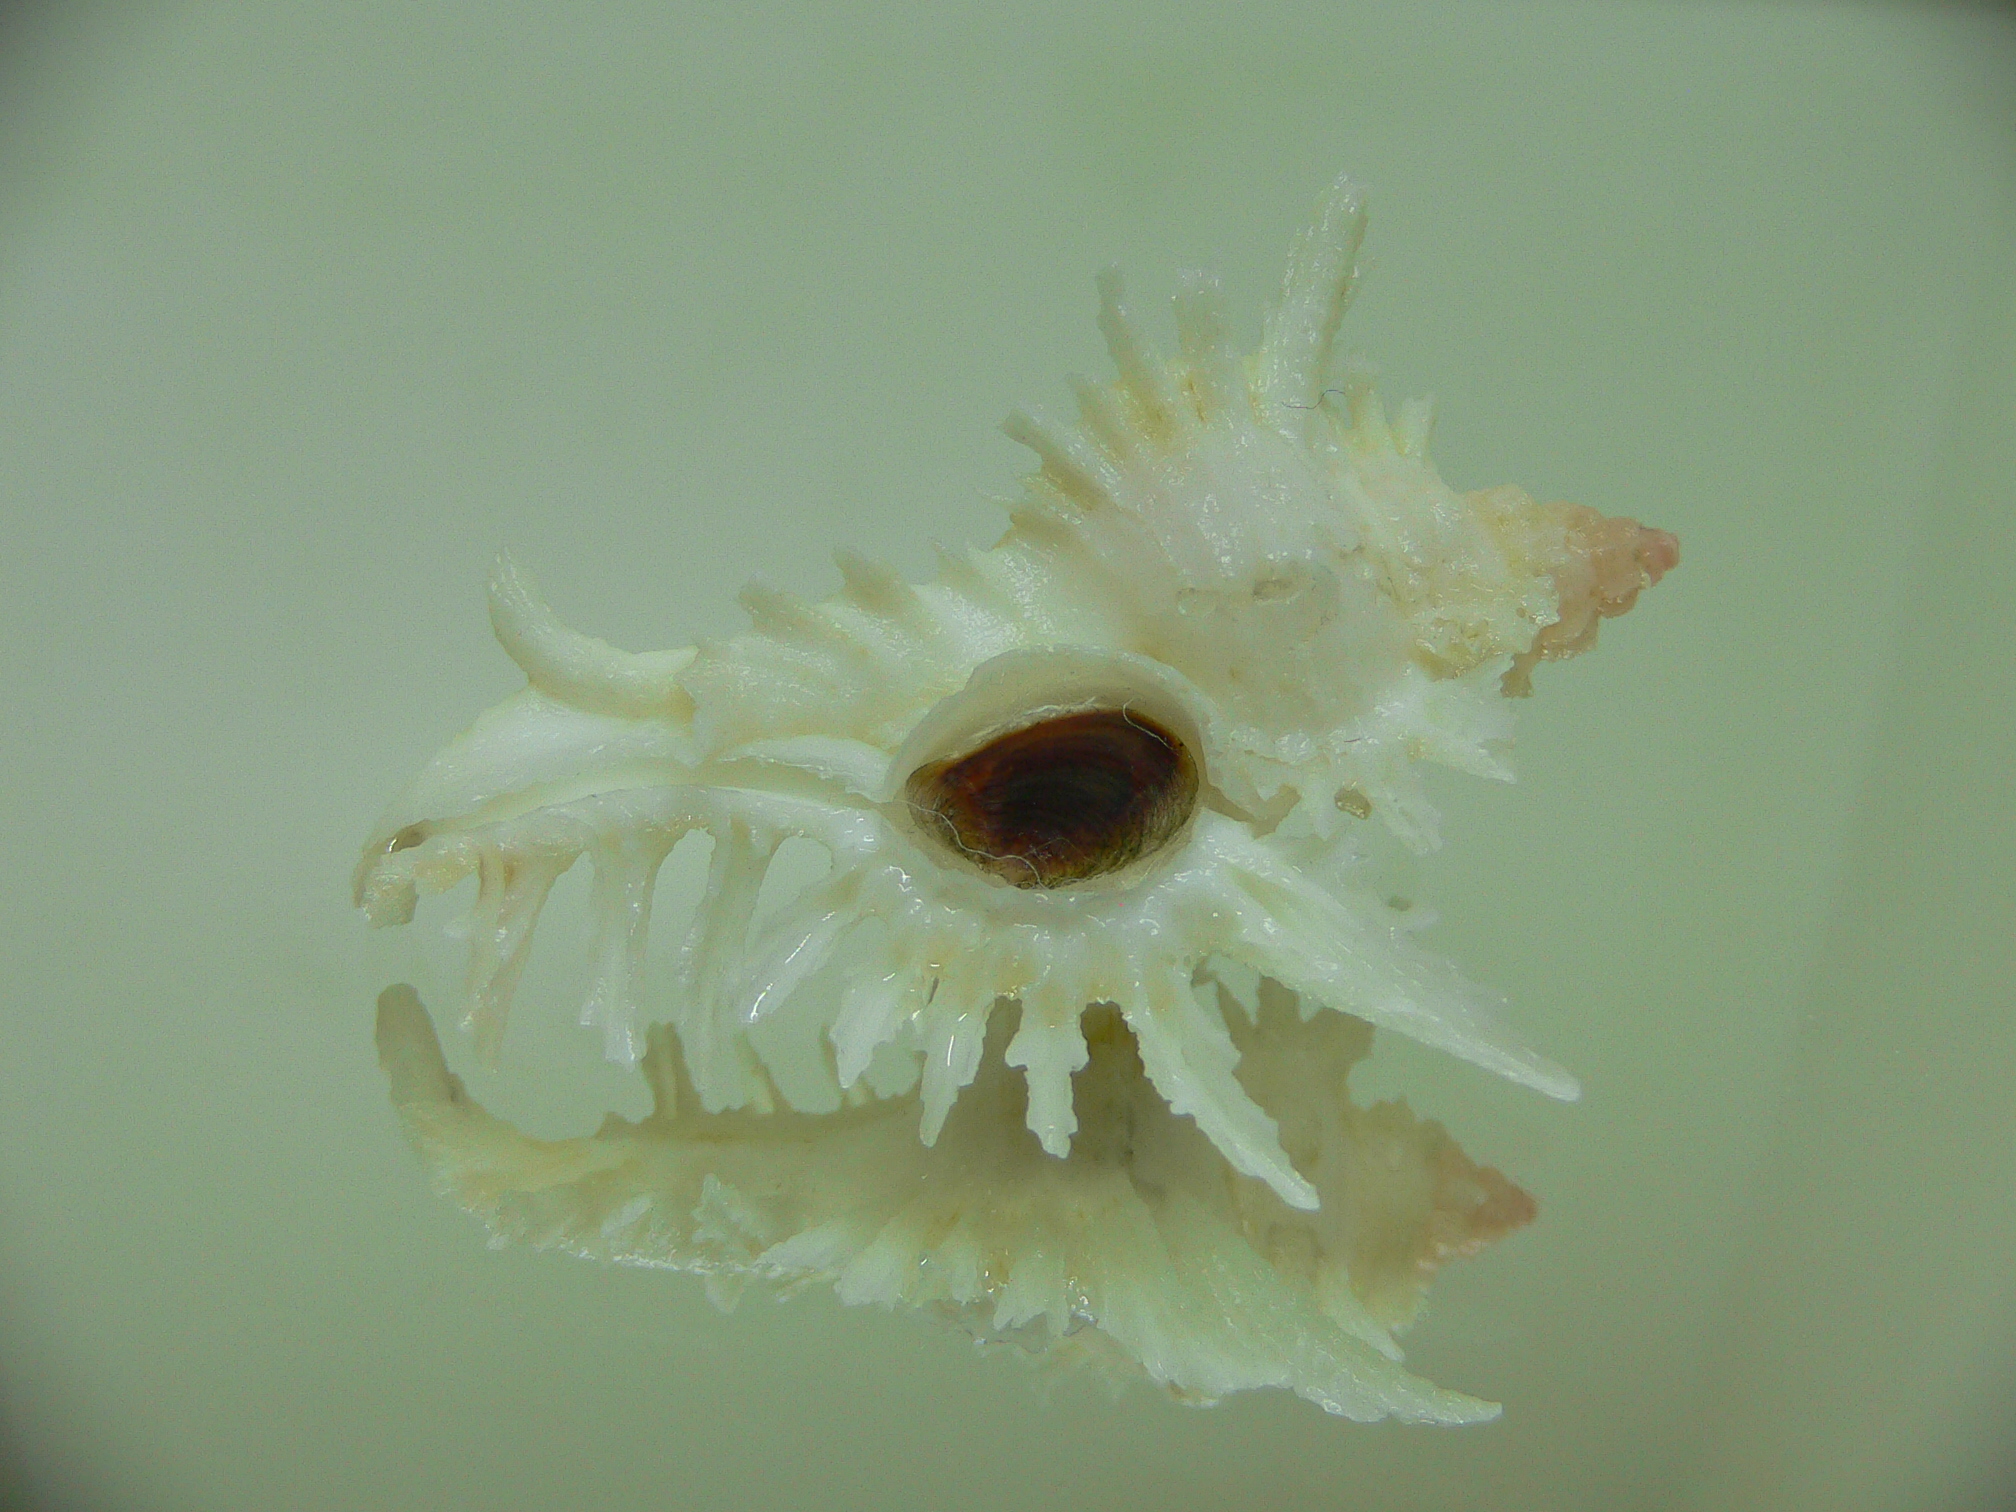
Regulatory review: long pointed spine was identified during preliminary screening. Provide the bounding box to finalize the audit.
[1258,176,1369,416]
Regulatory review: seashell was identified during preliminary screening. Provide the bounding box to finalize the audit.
[355,175,1677,1421]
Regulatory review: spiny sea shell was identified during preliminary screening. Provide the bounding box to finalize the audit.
[356,176,1676,1420]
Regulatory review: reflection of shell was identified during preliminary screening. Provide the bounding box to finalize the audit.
[355,176,1676,1419]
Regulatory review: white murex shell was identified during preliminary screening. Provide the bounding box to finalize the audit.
[356,176,1677,1423]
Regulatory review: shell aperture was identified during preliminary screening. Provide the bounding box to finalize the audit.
[904,707,1200,888]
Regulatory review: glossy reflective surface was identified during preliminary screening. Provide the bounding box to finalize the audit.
[1,5,2012,1511]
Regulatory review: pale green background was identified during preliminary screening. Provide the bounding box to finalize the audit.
[2,3,2013,1509]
